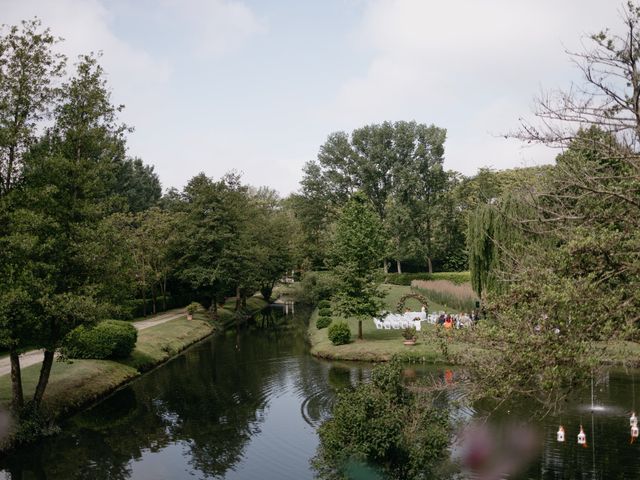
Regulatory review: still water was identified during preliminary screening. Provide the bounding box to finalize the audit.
[1,305,640,479]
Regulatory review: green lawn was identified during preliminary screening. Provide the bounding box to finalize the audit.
[309,284,480,363]
[122,314,213,371]
[0,360,138,418]
[0,315,214,418]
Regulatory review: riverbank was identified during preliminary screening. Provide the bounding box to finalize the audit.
[0,296,269,450]
[307,284,640,366]
[0,315,213,421]
[308,284,474,363]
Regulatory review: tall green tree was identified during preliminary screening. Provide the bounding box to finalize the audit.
[0,19,66,411]
[329,193,386,340]
[300,121,449,272]
[15,53,137,409]
[0,18,66,195]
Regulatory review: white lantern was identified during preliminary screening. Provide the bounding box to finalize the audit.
[556,426,565,442]
[631,412,638,428]
[577,426,587,446]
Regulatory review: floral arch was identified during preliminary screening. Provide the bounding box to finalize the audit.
[396,293,429,313]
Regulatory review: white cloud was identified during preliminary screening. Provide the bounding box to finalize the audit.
[322,0,623,175]
[161,0,267,57]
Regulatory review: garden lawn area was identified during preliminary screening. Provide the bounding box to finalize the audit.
[0,360,138,419]
[216,296,269,329]
[0,314,214,419]
[309,284,482,363]
[122,314,214,371]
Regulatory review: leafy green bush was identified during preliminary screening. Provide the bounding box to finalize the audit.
[319,307,332,317]
[186,302,202,315]
[299,271,338,304]
[313,360,449,478]
[318,300,331,309]
[62,320,137,359]
[385,271,471,286]
[316,316,332,329]
[328,321,351,345]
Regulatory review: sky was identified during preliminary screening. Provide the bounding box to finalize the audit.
[1,0,625,195]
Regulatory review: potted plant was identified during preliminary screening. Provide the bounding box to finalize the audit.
[186,302,201,320]
[402,326,417,346]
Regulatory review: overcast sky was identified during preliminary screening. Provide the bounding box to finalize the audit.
[1,0,625,194]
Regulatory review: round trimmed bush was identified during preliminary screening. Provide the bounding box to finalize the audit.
[319,307,332,317]
[318,300,331,309]
[62,320,138,359]
[328,321,351,345]
[316,316,332,329]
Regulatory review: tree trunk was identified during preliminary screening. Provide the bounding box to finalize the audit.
[32,350,55,408]
[142,285,147,317]
[162,275,167,311]
[427,256,433,274]
[9,348,24,411]
[358,320,363,340]
[151,284,157,314]
[235,285,241,312]
[383,259,389,274]
[396,259,402,274]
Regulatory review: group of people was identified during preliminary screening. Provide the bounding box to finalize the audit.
[433,311,479,329]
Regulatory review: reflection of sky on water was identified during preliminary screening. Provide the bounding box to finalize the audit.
[2,305,640,479]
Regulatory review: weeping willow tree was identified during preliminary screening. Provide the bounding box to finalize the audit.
[467,192,541,298]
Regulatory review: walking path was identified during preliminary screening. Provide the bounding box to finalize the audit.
[0,308,186,377]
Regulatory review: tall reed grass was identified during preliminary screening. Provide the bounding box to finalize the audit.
[411,279,478,312]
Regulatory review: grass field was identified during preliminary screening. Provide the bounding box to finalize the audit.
[308,284,481,363]
[0,314,214,419]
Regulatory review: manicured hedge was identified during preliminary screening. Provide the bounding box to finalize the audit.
[319,307,332,317]
[385,272,471,286]
[62,320,138,360]
[318,300,331,309]
[328,321,351,345]
[316,316,332,329]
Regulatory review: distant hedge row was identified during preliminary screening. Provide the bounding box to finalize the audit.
[384,272,471,286]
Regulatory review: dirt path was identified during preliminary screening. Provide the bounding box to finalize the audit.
[0,309,186,377]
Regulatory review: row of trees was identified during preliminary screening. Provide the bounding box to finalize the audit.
[0,20,297,415]
[290,120,539,275]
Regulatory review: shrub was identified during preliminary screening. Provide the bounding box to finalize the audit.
[319,307,332,317]
[316,316,332,329]
[300,271,338,304]
[313,360,449,478]
[318,300,331,309]
[62,320,137,360]
[186,302,202,315]
[328,321,351,345]
[402,326,417,340]
[385,272,471,286]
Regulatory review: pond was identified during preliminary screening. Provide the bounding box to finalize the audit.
[1,305,640,479]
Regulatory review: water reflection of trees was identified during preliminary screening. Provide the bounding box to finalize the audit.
[0,305,331,480]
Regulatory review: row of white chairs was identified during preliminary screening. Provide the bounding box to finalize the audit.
[373,312,426,331]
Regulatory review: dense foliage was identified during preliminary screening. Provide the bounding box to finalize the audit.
[329,193,386,340]
[315,316,332,330]
[61,320,137,360]
[462,3,640,409]
[327,322,351,346]
[313,361,449,479]
[0,19,298,414]
[294,121,468,273]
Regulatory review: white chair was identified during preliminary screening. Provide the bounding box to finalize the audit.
[373,318,383,330]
